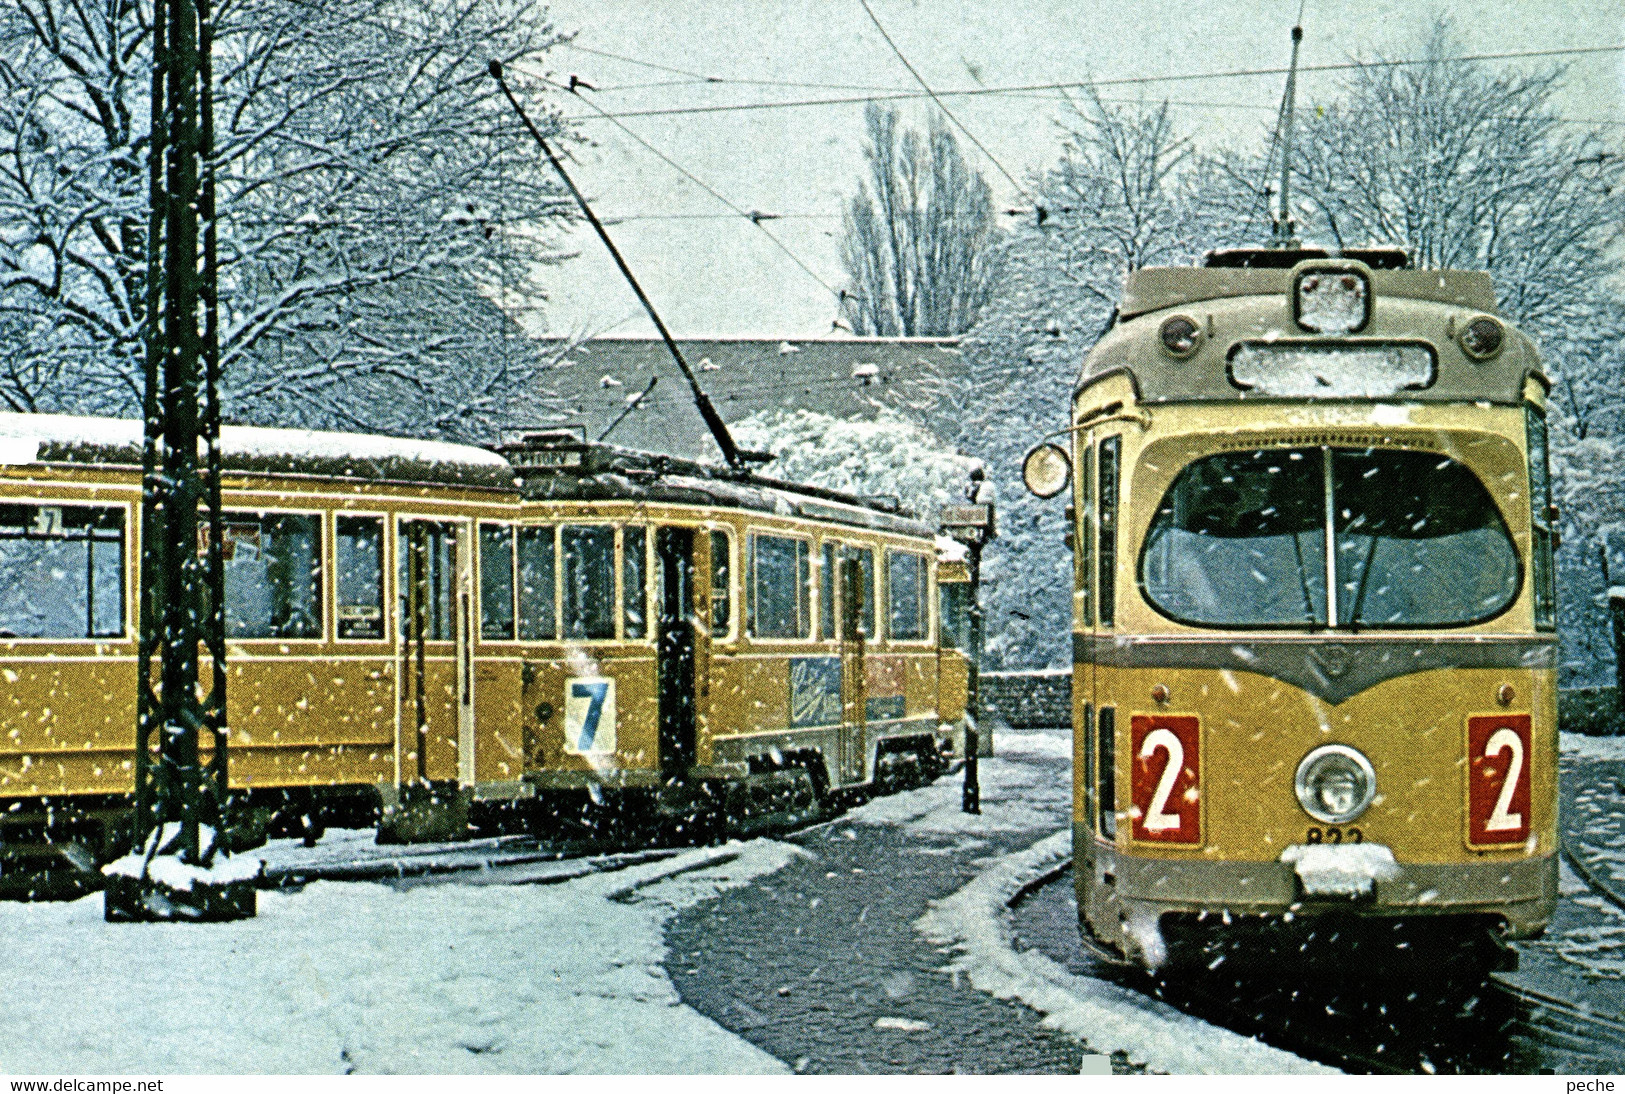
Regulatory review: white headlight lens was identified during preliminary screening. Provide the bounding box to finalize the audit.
[1294,744,1377,824]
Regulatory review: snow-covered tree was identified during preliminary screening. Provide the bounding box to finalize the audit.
[839,104,1002,338]
[0,0,577,440]
[732,407,981,521]
[959,90,1233,668]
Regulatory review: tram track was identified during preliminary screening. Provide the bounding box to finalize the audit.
[1007,859,1625,1074]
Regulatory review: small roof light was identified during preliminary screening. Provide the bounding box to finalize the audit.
[1459,315,1504,360]
[1159,315,1201,357]
[1295,267,1369,334]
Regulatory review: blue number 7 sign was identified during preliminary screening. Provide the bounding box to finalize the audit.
[564,677,616,754]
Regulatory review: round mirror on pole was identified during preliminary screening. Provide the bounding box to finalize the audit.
[1022,443,1071,498]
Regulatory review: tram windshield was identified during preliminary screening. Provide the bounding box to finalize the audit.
[1141,447,1519,628]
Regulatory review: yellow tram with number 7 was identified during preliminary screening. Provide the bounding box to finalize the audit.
[1024,247,1557,969]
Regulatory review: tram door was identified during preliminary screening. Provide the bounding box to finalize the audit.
[838,555,868,784]
[656,527,698,778]
[398,519,474,786]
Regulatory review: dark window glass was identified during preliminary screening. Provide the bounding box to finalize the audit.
[225,512,321,639]
[1098,437,1120,628]
[1526,406,1556,632]
[1097,706,1116,839]
[479,524,515,641]
[1332,449,1518,627]
[887,550,927,641]
[845,545,875,638]
[623,526,647,639]
[561,525,615,640]
[820,541,836,640]
[517,526,556,641]
[749,534,810,639]
[711,531,731,632]
[398,520,456,641]
[1141,447,1518,628]
[336,516,384,639]
[1080,447,1094,625]
[938,581,971,651]
[0,504,123,639]
[1142,448,1327,626]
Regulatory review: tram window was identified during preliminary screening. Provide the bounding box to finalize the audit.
[1097,706,1116,839]
[1141,447,1518,628]
[1080,443,1094,625]
[517,526,556,640]
[623,526,648,640]
[479,524,515,641]
[336,516,384,639]
[1098,437,1120,628]
[749,533,810,639]
[398,520,456,641]
[0,504,123,639]
[887,550,928,640]
[1526,406,1556,632]
[820,541,836,640]
[1331,449,1518,627]
[224,512,321,639]
[711,531,732,633]
[939,581,972,651]
[561,525,615,641]
[844,545,875,638]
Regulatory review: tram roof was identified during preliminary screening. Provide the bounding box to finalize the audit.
[0,412,515,489]
[497,431,938,538]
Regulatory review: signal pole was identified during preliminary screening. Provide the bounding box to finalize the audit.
[104,0,253,922]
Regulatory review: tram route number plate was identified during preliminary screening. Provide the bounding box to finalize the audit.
[1129,714,1201,845]
[564,677,617,755]
[1466,713,1531,846]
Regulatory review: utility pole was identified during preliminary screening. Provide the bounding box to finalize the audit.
[942,471,995,815]
[104,0,253,922]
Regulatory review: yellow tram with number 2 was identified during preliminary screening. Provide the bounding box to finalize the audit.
[0,415,972,882]
[1025,247,1556,968]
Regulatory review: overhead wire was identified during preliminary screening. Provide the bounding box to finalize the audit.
[553,42,1625,122]
[858,0,1032,200]
[514,63,844,302]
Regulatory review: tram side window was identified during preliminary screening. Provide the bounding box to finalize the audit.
[749,533,810,639]
[887,550,928,641]
[1098,436,1120,628]
[623,526,648,639]
[1526,406,1556,632]
[0,504,124,639]
[336,516,384,639]
[711,530,732,632]
[820,541,836,640]
[561,525,615,640]
[517,526,556,640]
[224,512,321,639]
[398,521,456,641]
[479,523,516,641]
[939,581,971,651]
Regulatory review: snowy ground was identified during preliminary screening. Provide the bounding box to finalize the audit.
[850,729,1326,1074]
[1538,733,1625,980]
[0,842,800,1074]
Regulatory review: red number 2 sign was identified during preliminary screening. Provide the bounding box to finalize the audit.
[1130,714,1201,845]
[1467,714,1531,846]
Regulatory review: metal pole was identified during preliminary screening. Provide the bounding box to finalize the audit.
[962,538,982,815]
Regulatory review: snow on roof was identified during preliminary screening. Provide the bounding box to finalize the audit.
[0,411,510,483]
[935,533,969,563]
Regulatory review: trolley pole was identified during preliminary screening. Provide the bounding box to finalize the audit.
[104,0,252,922]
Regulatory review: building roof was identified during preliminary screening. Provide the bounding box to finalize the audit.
[532,336,964,463]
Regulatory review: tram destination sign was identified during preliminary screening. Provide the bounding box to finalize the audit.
[511,448,583,468]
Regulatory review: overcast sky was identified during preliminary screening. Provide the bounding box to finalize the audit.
[515,0,1624,339]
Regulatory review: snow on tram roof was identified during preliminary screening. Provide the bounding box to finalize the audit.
[0,411,512,487]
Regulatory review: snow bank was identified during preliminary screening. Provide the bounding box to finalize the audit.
[846,728,1071,836]
[916,831,1333,1075]
[0,841,801,1074]
[1562,732,1625,762]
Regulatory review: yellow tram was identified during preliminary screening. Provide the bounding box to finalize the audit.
[0,414,971,883]
[1024,248,1557,968]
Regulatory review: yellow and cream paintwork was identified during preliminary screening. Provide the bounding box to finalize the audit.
[1065,259,1558,956]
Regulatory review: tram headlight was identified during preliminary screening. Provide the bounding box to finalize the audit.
[1294,744,1377,825]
